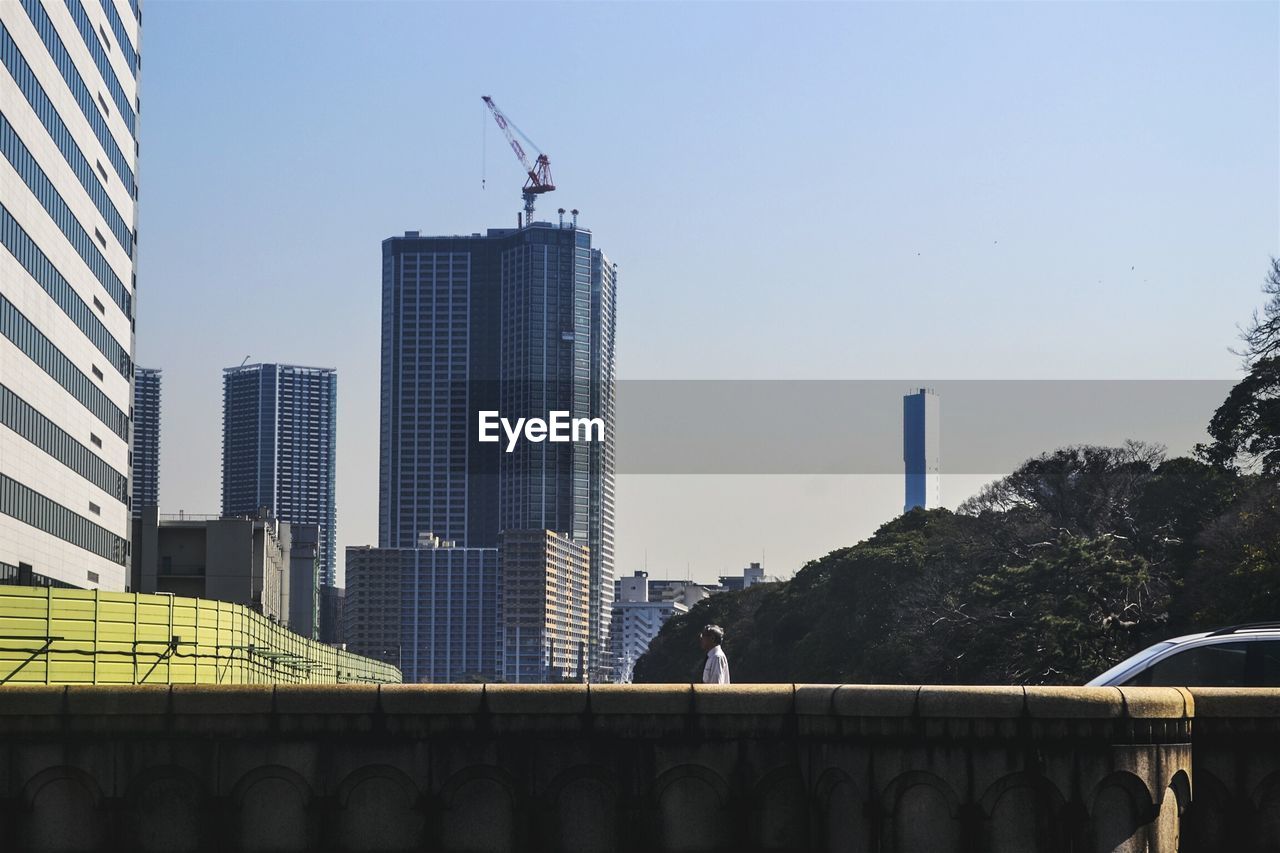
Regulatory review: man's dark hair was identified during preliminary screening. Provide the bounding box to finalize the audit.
[702,624,724,644]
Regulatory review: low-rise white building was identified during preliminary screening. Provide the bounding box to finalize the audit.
[610,571,688,683]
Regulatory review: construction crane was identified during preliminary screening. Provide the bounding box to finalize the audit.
[482,95,555,226]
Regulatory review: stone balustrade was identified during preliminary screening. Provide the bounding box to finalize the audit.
[2,683,1269,852]
[1182,688,1280,852]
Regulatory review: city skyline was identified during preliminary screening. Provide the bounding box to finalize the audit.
[0,1,1274,847]
[133,1,1277,586]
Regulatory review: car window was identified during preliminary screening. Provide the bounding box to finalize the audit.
[1126,642,1250,687]
[1087,641,1176,687]
[1251,641,1280,687]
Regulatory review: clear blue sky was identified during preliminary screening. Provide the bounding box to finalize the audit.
[136,1,1278,584]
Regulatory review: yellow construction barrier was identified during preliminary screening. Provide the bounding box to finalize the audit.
[0,586,401,685]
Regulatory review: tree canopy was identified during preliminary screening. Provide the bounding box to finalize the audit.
[635,447,1277,685]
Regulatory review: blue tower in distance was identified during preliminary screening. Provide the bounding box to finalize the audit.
[903,388,940,512]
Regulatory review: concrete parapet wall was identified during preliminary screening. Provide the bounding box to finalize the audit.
[1182,688,1280,853]
[0,684,1208,852]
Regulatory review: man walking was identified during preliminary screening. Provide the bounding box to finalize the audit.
[700,625,731,684]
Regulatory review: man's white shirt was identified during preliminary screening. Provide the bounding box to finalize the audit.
[703,645,731,684]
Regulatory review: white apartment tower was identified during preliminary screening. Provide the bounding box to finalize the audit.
[0,0,140,589]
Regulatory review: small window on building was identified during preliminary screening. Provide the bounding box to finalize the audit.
[96,160,109,183]
[94,227,107,249]
[92,296,105,313]
[90,433,103,448]
[91,365,104,381]
[87,571,99,584]
[97,92,110,117]
[98,24,110,51]
[88,502,101,515]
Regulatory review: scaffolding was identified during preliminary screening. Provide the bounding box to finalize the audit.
[0,586,402,685]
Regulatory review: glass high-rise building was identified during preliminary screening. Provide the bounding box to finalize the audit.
[378,220,617,679]
[346,537,499,683]
[379,231,502,550]
[222,363,337,587]
[588,249,617,672]
[131,367,159,519]
[0,0,141,590]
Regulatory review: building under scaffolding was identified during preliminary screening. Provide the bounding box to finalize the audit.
[0,586,401,685]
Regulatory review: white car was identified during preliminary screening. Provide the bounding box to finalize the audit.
[1087,623,1280,687]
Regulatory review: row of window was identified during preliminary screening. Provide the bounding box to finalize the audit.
[0,111,130,320]
[14,1,136,197]
[0,472,125,565]
[0,560,77,588]
[0,27,132,257]
[60,0,135,135]
[96,0,136,79]
[0,382,127,502]
[0,202,129,377]
[0,294,128,440]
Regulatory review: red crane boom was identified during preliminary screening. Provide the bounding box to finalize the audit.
[482,95,555,225]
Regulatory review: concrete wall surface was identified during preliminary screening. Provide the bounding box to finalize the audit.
[0,683,1240,853]
[1182,688,1280,852]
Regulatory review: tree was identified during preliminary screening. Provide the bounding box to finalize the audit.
[1199,357,1280,477]
[632,499,1175,687]
[958,442,1164,541]
[1237,258,1280,364]
[966,534,1167,684]
[1184,478,1280,628]
[1131,458,1238,559]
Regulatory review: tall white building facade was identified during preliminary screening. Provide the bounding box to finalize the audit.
[0,0,140,589]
